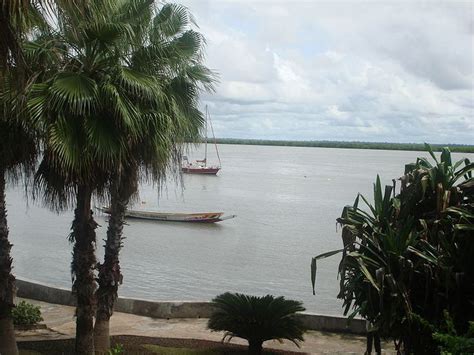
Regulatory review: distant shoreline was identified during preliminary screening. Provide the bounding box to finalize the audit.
[209,138,474,153]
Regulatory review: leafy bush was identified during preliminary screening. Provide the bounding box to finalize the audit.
[108,343,124,355]
[208,292,306,354]
[312,145,474,354]
[433,311,474,354]
[12,301,43,326]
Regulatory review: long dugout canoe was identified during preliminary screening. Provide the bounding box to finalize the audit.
[97,207,236,223]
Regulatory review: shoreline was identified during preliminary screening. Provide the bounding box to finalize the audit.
[209,139,474,153]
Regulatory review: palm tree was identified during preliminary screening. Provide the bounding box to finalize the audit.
[0,1,49,352]
[0,106,36,355]
[208,292,306,354]
[28,1,170,352]
[94,3,215,352]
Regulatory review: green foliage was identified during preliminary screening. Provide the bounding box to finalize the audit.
[433,312,474,355]
[26,0,215,209]
[108,343,124,355]
[311,144,474,353]
[208,292,306,353]
[12,301,43,326]
[142,344,219,354]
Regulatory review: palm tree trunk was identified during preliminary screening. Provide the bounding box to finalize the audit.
[248,340,263,354]
[95,175,130,354]
[72,184,97,355]
[0,168,18,355]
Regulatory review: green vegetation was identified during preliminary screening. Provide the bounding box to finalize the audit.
[142,345,219,355]
[1,1,41,353]
[1,0,212,353]
[214,138,474,153]
[312,144,474,354]
[94,3,214,353]
[107,343,124,355]
[433,312,474,354]
[12,301,43,326]
[208,292,306,354]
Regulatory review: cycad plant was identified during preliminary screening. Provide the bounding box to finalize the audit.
[311,144,474,354]
[208,292,306,354]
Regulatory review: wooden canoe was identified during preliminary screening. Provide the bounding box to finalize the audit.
[97,207,235,223]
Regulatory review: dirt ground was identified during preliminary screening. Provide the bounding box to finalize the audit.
[18,335,304,354]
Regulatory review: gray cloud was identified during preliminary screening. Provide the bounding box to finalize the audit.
[179,0,474,144]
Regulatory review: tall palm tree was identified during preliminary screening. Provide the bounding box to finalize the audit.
[94,3,215,352]
[28,1,169,352]
[0,97,37,355]
[0,2,49,352]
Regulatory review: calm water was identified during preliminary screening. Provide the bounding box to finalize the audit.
[7,145,474,314]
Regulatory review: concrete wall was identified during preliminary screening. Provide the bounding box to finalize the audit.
[115,297,216,319]
[15,278,366,334]
[16,278,76,307]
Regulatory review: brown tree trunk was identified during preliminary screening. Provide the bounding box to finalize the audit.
[0,169,18,355]
[71,185,97,355]
[95,172,132,354]
[93,317,110,354]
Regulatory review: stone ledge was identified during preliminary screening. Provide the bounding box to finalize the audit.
[15,278,365,334]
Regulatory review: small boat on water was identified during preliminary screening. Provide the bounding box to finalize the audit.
[181,161,220,175]
[182,105,221,175]
[98,207,236,223]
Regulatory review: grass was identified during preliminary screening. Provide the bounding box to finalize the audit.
[141,344,293,354]
[142,344,220,354]
[17,336,301,354]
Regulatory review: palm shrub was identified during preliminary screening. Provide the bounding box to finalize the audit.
[311,144,474,354]
[208,292,306,354]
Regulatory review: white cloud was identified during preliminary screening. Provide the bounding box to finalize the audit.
[180,0,474,144]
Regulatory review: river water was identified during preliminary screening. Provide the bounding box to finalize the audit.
[6,145,473,315]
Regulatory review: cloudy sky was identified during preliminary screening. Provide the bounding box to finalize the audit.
[178,1,473,144]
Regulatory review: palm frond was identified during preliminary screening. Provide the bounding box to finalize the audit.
[48,72,98,116]
[153,3,190,39]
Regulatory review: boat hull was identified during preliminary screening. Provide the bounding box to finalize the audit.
[181,166,220,175]
[98,207,235,223]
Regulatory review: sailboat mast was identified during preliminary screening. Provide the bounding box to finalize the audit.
[204,105,208,166]
[208,107,222,168]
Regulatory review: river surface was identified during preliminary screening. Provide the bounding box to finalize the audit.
[6,145,473,315]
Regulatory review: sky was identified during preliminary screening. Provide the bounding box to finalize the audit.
[177,0,474,144]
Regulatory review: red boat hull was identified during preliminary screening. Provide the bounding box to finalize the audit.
[182,167,220,175]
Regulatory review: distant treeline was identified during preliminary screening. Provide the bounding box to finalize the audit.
[211,138,474,153]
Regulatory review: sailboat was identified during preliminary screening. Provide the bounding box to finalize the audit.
[182,105,221,175]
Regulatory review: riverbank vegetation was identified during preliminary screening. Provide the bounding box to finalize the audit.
[213,138,474,153]
[312,144,474,354]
